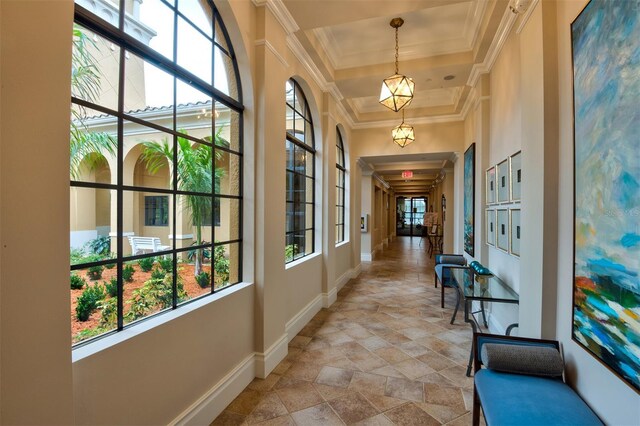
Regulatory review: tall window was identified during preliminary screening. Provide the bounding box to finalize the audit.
[285,79,315,263]
[70,0,243,346]
[336,128,346,244]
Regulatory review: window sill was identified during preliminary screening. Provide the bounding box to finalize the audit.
[285,252,322,270]
[71,281,254,363]
[336,240,350,249]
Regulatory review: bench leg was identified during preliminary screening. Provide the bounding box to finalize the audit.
[434,271,438,288]
[450,285,460,324]
[441,283,445,308]
[472,386,481,426]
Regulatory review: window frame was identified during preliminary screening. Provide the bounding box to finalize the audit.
[70,0,243,347]
[335,128,347,244]
[285,79,315,264]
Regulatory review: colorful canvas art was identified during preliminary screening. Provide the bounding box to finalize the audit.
[572,0,640,392]
[464,144,475,256]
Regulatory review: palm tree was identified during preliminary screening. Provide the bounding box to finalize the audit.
[142,130,226,275]
[70,25,117,179]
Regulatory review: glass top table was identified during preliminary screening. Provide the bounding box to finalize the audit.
[449,267,519,376]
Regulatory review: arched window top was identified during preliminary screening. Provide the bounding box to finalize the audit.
[336,128,345,169]
[285,79,314,148]
[75,0,241,104]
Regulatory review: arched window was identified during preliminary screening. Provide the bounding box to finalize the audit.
[285,79,315,263]
[336,128,346,244]
[70,0,243,346]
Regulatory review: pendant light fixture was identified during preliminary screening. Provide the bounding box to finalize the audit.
[392,109,415,148]
[379,17,415,112]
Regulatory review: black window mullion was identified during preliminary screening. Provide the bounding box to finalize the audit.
[116,39,125,331]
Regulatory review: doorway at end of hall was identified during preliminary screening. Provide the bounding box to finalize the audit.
[396,196,428,237]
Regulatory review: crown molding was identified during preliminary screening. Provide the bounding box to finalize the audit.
[253,0,299,35]
[351,113,464,130]
[255,39,289,68]
[515,0,540,34]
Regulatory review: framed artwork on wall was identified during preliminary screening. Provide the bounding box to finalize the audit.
[496,209,508,252]
[509,209,520,257]
[464,143,476,256]
[497,159,510,203]
[510,151,522,202]
[486,166,496,204]
[486,209,496,247]
[572,0,640,393]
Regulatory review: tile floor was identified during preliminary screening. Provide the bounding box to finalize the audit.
[213,238,481,425]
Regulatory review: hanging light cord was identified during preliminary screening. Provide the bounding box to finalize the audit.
[394,26,399,74]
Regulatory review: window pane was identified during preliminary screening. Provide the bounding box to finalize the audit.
[216,198,240,242]
[72,25,120,111]
[294,113,305,142]
[294,174,306,204]
[286,106,295,136]
[123,258,174,326]
[306,203,314,229]
[127,0,174,60]
[125,123,173,191]
[124,54,175,132]
[285,172,294,202]
[177,17,212,84]
[70,106,118,183]
[177,79,212,140]
[305,147,314,176]
[305,120,314,148]
[294,203,305,232]
[285,233,295,262]
[177,194,214,241]
[305,229,313,255]
[294,145,306,175]
[75,0,120,28]
[216,151,241,196]
[178,0,213,37]
[123,191,173,258]
[175,142,213,196]
[293,90,306,116]
[285,140,295,172]
[294,233,305,259]
[306,177,314,199]
[214,46,238,99]
[216,102,241,152]
[145,196,169,226]
[71,265,117,345]
[178,244,212,305]
[286,203,294,233]
[214,242,240,289]
[70,188,117,261]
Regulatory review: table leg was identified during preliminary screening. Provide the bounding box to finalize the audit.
[464,299,477,377]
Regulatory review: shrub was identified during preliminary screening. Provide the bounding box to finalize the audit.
[150,267,166,280]
[70,248,86,265]
[125,274,187,321]
[122,264,135,282]
[70,273,86,290]
[105,255,116,269]
[100,297,117,329]
[75,283,106,321]
[87,264,104,280]
[214,245,229,284]
[85,235,110,256]
[196,271,210,288]
[285,244,297,263]
[138,256,155,272]
[158,257,173,272]
[105,277,117,298]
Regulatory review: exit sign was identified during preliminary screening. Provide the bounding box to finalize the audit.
[402,171,413,178]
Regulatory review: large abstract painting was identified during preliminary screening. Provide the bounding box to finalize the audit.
[464,143,475,256]
[572,0,640,393]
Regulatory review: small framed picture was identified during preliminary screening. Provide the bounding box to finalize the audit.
[510,209,521,256]
[510,151,522,202]
[360,214,368,232]
[497,209,509,252]
[486,209,496,246]
[486,167,496,204]
[497,160,510,203]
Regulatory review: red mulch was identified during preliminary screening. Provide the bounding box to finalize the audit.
[71,263,212,343]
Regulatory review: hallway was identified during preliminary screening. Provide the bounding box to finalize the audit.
[214,238,476,425]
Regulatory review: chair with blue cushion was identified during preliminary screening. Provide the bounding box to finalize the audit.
[434,254,466,323]
[473,333,603,426]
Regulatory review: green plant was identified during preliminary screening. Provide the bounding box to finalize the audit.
[85,235,110,256]
[70,273,86,290]
[138,256,155,272]
[150,267,166,280]
[187,241,211,263]
[125,274,187,321]
[285,244,297,263]
[158,257,173,272]
[70,248,86,265]
[142,129,227,276]
[99,297,117,329]
[122,264,135,282]
[105,254,116,269]
[105,277,118,298]
[87,264,104,280]
[75,283,106,321]
[213,245,229,284]
[195,271,211,288]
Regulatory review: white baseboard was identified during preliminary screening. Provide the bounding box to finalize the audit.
[255,333,288,379]
[322,287,338,308]
[351,263,362,278]
[361,252,374,262]
[285,295,322,342]
[172,354,255,425]
[335,269,351,291]
[383,238,389,247]
[375,243,383,253]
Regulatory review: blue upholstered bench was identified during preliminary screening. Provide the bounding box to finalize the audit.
[434,254,467,323]
[473,333,603,426]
